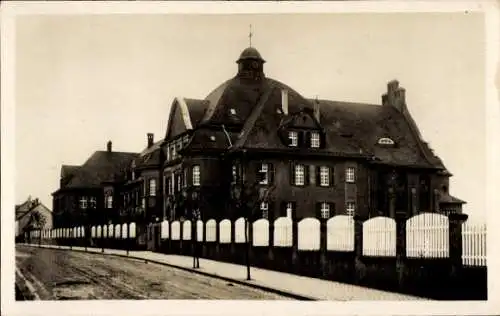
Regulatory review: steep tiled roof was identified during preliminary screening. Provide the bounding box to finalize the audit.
[65,151,138,188]
[135,140,162,168]
[179,73,447,169]
[60,165,80,187]
[184,98,209,127]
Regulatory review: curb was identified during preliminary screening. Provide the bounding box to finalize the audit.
[21,244,315,301]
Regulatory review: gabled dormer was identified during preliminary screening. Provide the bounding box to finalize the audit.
[278,107,325,149]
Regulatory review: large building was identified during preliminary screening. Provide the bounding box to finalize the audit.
[16,196,53,241]
[52,45,465,231]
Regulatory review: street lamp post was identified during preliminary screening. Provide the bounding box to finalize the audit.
[191,189,200,269]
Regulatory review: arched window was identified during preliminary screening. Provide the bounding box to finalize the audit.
[377,137,395,145]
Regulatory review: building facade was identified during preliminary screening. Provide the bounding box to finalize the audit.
[52,45,465,231]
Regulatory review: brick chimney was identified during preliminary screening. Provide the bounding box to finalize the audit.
[107,141,112,153]
[313,97,320,123]
[281,89,289,115]
[382,79,406,112]
[147,133,154,148]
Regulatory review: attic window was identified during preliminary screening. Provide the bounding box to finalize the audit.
[229,108,237,115]
[378,137,395,145]
[210,135,216,141]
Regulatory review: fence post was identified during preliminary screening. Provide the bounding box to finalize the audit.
[215,219,221,259]
[353,215,366,284]
[319,217,328,278]
[230,217,236,258]
[448,213,468,280]
[248,218,254,263]
[268,214,275,262]
[291,217,299,273]
[395,212,408,290]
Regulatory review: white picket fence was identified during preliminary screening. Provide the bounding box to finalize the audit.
[462,222,487,266]
[406,213,449,258]
[32,214,487,267]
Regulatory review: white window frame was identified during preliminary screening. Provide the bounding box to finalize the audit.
[149,179,157,196]
[106,195,113,209]
[260,202,269,219]
[320,202,330,219]
[346,167,356,183]
[294,164,305,186]
[311,132,320,148]
[320,166,330,187]
[288,131,298,147]
[259,163,269,185]
[89,196,97,209]
[193,165,201,186]
[346,201,356,216]
[79,196,88,209]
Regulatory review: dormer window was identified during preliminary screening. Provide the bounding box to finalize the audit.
[288,131,298,147]
[230,108,236,115]
[378,137,395,145]
[311,132,320,148]
[210,135,216,142]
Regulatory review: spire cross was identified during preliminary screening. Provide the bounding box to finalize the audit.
[249,24,253,47]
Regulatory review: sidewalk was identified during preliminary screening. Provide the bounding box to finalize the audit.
[20,243,428,301]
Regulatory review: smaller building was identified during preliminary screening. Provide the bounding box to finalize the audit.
[15,196,53,242]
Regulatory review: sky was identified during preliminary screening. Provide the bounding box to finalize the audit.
[14,12,487,220]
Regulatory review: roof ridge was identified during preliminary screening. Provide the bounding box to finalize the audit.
[309,98,381,107]
[232,81,277,149]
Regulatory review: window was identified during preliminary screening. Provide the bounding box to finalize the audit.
[149,179,157,196]
[141,197,146,210]
[192,165,201,186]
[378,137,395,145]
[176,173,182,192]
[210,135,216,142]
[294,164,305,186]
[346,201,356,216]
[319,166,330,187]
[232,164,238,182]
[79,196,88,209]
[106,195,113,208]
[166,147,170,161]
[258,163,268,185]
[320,202,330,219]
[89,197,97,209]
[288,131,298,147]
[171,144,176,160]
[260,202,268,219]
[230,108,236,115]
[311,132,320,148]
[286,202,294,219]
[346,167,356,183]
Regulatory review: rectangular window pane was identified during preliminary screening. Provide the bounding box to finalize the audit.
[79,197,87,209]
[149,179,156,196]
[288,131,298,147]
[320,166,330,186]
[311,132,320,148]
[346,201,356,216]
[193,165,200,186]
[321,202,330,219]
[295,164,304,185]
[346,167,356,183]
[259,163,268,184]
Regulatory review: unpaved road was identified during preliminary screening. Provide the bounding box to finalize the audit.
[15,245,291,300]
